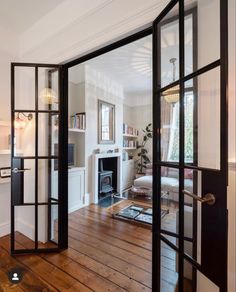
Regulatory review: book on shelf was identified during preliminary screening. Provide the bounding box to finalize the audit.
[123,123,139,136]
[123,139,137,148]
[70,112,86,130]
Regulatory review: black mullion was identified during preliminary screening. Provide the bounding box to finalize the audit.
[11,247,60,255]
[219,0,228,291]
[12,63,60,68]
[58,66,68,249]
[178,0,185,290]
[161,229,193,242]
[157,60,220,94]
[35,67,39,250]
[13,110,59,114]
[12,156,59,160]
[11,64,15,253]
[152,18,161,292]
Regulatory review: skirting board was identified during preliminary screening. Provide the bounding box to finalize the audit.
[0,220,35,241]
[0,222,10,237]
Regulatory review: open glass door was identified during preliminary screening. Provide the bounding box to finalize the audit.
[11,63,68,254]
[152,0,228,291]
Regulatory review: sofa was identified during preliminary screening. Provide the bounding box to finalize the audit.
[133,165,193,204]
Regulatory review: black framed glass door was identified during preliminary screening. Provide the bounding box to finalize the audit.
[153,0,228,291]
[11,63,68,254]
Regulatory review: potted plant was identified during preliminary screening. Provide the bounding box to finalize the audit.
[136,123,152,177]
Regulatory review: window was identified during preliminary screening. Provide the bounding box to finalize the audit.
[167,92,194,162]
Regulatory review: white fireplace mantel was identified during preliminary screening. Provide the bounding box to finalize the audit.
[92,152,122,203]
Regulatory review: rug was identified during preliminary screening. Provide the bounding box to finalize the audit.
[113,204,169,226]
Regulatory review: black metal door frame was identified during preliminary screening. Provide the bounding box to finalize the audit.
[11,63,68,254]
[152,0,228,291]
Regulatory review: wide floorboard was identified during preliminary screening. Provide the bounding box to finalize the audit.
[0,200,179,291]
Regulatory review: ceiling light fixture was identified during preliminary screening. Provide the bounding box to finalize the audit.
[162,58,180,104]
[40,87,58,105]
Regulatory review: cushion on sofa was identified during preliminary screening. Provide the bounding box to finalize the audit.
[134,175,193,194]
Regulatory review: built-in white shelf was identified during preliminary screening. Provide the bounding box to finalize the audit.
[69,128,86,133]
[123,134,138,138]
[123,147,136,150]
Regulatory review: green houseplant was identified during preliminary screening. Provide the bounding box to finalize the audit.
[136,123,153,175]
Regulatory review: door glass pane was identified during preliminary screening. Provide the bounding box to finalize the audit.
[184,12,194,77]
[161,167,179,235]
[185,0,220,74]
[183,259,195,291]
[14,112,35,157]
[158,3,179,87]
[14,206,35,250]
[23,159,35,204]
[161,240,179,291]
[15,67,35,110]
[50,203,58,244]
[38,67,59,111]
[183,169,202,264]
[38,113,59,157]
[38,205,58,249]
[183,259,220,292]
[184,67,220,169]
[38,159,58,203]
[160,94,179,163]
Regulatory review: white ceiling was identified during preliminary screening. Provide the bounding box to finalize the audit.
[69,14,193,96]
[0,0,65,33]
[87,35,152,95]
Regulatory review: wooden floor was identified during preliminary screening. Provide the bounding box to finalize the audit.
[0,200,181,292]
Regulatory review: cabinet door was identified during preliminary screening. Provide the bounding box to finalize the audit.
[122,160,135,190]
[68,170,85,213]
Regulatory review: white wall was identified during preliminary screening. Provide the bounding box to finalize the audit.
[123,95,152,162]
[0,27,19,237]
[85,65,124,198]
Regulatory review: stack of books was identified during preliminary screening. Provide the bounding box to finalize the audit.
[123,124,139,136]
[70,112,86,130]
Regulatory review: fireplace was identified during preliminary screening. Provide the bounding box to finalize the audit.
[98,158,114,200]
[93,152,122,204]
[98,170,113,198]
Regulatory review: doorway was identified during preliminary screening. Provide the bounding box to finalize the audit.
[9,0,228,291]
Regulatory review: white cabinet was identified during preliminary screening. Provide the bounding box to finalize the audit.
[122,160,135,190]
[68,167,85,213]
[52,167,85,213]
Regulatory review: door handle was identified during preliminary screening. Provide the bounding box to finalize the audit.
[182,190,216,205]
[12,168,31,174]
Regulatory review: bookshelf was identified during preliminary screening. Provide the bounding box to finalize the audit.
[123,123,138,150]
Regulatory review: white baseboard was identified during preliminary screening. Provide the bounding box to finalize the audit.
[68,204,81,214]
[16,219,35,241]
[0,222,10,237]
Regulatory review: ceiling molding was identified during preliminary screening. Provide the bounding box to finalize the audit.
[19,0,169,62]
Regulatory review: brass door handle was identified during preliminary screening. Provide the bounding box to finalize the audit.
[182,190,216,205]
[12,168,31,174]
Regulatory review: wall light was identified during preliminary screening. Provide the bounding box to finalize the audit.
[14,113,33,129]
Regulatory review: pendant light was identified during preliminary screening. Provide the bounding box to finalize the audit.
[40,87,58,105]
[162,58,180,104]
